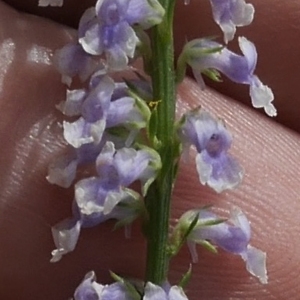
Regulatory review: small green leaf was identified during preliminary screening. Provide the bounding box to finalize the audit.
[198,240,218,254]
[178,264,192,289]
[202,68,222,82]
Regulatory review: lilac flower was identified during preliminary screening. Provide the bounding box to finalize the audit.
[53,43,102,86]
[74,141,160,224]
[47,138,107,188]
[61,75,151,149]
[209,0,255,43]
[183,37,276,117]
[49,77,151,188]
[143,282,189,300]
[50,142,161,261]
[74,271,134,300]
[178,207,268,284]
[47,133,126,188]
[178,108,243,193]
[78,0,165,69]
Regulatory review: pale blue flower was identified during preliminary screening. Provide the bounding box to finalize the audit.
[74,141,160,224]
[144,282,189,300]
[78,0,164,69]
[179,207,268,284]
[179,108,243,193]
[53,43,101,85]
[49,76,151,188]
[74,271,134,300]
[50,142,161,261]
[62,75,150,149]
[47,134,126,188]
[184,37,276,117]
[209,0,255,43]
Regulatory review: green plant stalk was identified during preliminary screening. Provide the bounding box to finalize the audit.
[145,0,177,284]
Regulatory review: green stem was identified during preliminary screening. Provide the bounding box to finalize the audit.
[145,0,177,284]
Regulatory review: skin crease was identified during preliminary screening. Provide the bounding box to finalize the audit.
[0,1,299,299]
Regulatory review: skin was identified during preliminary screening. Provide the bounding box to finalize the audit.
[0,1,299,299]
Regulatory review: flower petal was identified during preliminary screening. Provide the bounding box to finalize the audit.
[50,218,81,262]
[242,245,268,284]
[75,177,106,216]
[169,286,189,300]
[46,153,78,188]
[56,88,87,117]
[250,76,277,117]
[74,271,104,300]
[144,282,168,300]
[63,117,106,148]
[209,0,254,43]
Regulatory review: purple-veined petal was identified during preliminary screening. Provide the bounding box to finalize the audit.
[102,188,139,215]
[126,0,165,29]
[107,45,130,70]
[96,0,130,25]
[102,282,133,300]
[143,282,189,300]
[105,23,139,70]
[242,245,268,284]
[179,108,242,192]
[56,88,87,117]
[50,218,81,262]
[230,206,251,240]
[114,146,161,194]
[250,75,277,117]
[107,96,151,129]
[144,282,168,300]
[79,22,104,56]
[46,153,78,188]
[209,0,254,43]
[74,271,104,300]
[81,75,115,122]
[75,177,106,216]
[78,7,97,39]
[96,142,122,190]
[194,208,250,253]
[114,147,148,185]
[196,151,243,193]
[181,109,232,154]
[186,38,255,84]
[169,286,189,300]
[95,142,161,195]
[63,117,106,148]
[53,43,98,85]
[238,36,257,74]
